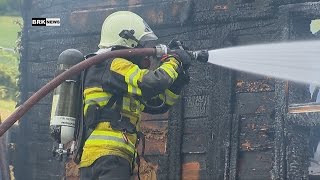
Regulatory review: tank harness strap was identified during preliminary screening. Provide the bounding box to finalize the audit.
[73,70,85,164]
[85,95,118,129]
[73,93,121,164]
[85,92,140,135]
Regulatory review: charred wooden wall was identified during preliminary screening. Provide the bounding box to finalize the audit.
[11,0,320,180]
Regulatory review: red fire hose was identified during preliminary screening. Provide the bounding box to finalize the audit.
[0,48,156,136]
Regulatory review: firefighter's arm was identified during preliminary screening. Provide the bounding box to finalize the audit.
[141,88,179,114]
[142,59,191,114]
[110,56,189,114]
[110,56,181,98]
[142,70,189,114]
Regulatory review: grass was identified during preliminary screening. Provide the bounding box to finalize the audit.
[0,16,22,48]
[0,99,16,120]
[0,48,18,65]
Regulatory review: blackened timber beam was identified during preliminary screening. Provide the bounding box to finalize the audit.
[287,112,320,126]
[287,102,320,126]
[228,114,239,180]
[167,97,184,179]
[272,80,288,180]
[288,103,320,114]
[272,12,289,179]
[27,0,278,41]
[279,2,320,18]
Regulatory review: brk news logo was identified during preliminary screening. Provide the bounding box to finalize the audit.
[32,18,60,26]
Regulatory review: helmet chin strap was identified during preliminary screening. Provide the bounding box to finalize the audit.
[119,30,144,48]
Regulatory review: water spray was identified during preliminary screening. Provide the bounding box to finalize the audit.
[209,40,320,85]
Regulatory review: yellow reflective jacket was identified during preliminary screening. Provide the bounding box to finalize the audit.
[79,53,182,168]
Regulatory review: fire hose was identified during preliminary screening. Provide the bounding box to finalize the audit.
[0,46,208,136]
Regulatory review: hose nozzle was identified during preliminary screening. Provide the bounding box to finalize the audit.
[155,44,208,63]
[189,50,209,63]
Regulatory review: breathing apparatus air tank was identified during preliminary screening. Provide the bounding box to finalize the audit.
[50,49,84,158]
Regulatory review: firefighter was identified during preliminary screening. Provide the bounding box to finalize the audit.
[79,11,191,180]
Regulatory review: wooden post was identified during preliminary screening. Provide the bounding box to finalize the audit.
[0,115,10,180]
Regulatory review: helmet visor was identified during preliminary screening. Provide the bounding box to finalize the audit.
[140,32,158,42]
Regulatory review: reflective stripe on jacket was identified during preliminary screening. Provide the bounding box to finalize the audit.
[80,55,181,168]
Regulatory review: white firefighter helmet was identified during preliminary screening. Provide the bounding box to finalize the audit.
[99,11,158,48]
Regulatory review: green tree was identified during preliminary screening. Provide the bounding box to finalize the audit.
[0,49,19,101]
[0,0,21,16]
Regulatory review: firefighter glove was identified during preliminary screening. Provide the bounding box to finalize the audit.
[172,49,192,70]
[169,70,190,94]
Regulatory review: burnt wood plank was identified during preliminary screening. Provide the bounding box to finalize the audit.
[288,103,320,113]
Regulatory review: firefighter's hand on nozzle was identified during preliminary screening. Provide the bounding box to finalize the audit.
[172,49,192,70]
[176,70,190,86]
[190,50,209,63]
